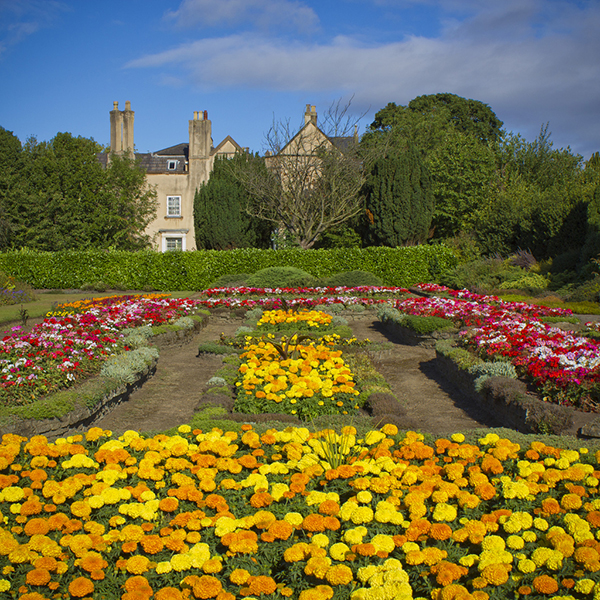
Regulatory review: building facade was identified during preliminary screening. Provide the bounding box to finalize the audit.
[104,101,244,251]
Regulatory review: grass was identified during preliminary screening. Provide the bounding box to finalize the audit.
[0,289,200,328]
[497,293,600,315]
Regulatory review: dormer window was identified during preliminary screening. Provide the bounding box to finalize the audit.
[167,160,178,171]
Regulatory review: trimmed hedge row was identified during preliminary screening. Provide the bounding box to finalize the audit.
[0,246,458,290]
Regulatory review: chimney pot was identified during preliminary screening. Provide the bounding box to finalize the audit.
[125,101,131,111]
[113,101,119,110]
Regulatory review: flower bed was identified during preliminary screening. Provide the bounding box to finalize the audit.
[195,286,408,310]
[0,295,200,406]
[395,286,600,412]
[2,425,600,600]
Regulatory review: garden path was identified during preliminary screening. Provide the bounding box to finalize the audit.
[349,314,500,434]
[92,311,499,437]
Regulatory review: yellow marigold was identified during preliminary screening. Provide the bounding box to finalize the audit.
[325,564,354,586]
[561,493,583,510]
[68,576,94,597]
[126,555,150,575]
[170,553,193,571]
[481,563,510,586]
[432,503,457,522]
[575,579,595,594]
[230,569,251,585]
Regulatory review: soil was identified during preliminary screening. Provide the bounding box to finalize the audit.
[92,311,500,437]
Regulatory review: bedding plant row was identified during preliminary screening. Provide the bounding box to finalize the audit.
[0,294,201,406]
[395,284,600,413]
[2,424,600,600]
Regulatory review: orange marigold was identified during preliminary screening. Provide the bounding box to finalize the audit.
[25,567,51,586]
[250,491,273,508]
[154,588,184,600]
[68,576,94,597]
[140,535,164,554]
[24,518,50,537]
[430,561,468,586]
[192,575,223,599]
[248,575,277,595]
[124,575,153,595]
[159,497,179,512]
[430,523,453,541]
[541,497,562,515]
[302,514,326,533]
[532,575,559,595]
[319,500,340,516]
[480,456,503,475]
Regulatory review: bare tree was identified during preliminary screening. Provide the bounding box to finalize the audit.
[232,99,367,249]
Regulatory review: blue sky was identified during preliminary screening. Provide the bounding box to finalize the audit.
[1,0,599,159]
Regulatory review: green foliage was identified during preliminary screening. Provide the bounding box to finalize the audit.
[498,273,549,294]
[209,273,250,288]
[435,340,484,370]
[441,258,536,293]
[0,245,459,290]
[426,129,497,238]
[320,270,383,287]
[245,266,317,288]
[0,132,157,251]
[407,93,504,145]
[194,154,271,250]
[402,314,454,334]
[361,145,434,246]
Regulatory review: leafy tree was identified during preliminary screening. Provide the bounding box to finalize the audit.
[407,92,504,145]
[194,154,271,250]
[361,145,434,246]
[427,129,497,238]
[0,127,24,248]
[0,131,157,250]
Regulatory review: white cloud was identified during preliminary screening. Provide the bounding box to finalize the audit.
[128,0,600,157]
[165,0,319,33]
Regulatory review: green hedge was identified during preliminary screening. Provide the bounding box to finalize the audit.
[0,246,458,290]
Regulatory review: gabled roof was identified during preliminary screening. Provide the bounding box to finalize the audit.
[212,135,243,155]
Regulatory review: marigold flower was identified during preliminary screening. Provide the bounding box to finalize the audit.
[230,569,251,585]
[158,497,179,512]
[25,568,51,586]
[126,556,150,575]
[532,575,559,595]
[248,575,277,595]
[68,576,94,597]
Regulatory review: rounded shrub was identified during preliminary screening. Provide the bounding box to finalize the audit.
[320,270,383,287]
[208,273,250,288]
[245,266,316,288]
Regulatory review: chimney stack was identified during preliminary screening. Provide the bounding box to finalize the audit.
[304,104,317,126]
[110,101,134,156]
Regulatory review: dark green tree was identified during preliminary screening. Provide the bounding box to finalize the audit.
[361,145,434,247]
[1,131,157,250]
[408,92,504,145]
[0,127,24,248]
[194,154,271,250]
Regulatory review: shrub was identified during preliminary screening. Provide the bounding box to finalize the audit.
[468,361,518,392]
[441,258,528,293]
[245,266,316,288]
[320,270,383,287]
[402,314,454,334]
[498,273,549,294]
[209,273,250,288]
[0,245,459,290]
[99,347,159,384]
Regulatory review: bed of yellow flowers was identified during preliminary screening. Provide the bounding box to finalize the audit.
[233,309,363,421]
[2,424,600,600]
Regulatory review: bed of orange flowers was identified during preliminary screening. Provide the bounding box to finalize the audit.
[2,424,600,600]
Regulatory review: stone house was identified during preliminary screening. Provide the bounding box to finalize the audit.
[99,101,245,251]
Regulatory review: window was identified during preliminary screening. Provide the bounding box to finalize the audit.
[161,232,187,252]
[165,237,183,251]
[167,196,181,217]
[167,160,178,170]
